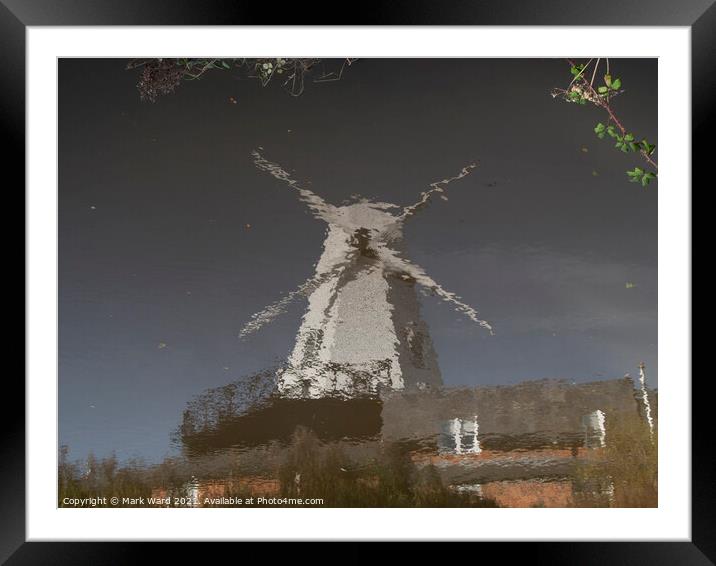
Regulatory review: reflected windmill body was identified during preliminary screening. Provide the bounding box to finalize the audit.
[241,150,492,399]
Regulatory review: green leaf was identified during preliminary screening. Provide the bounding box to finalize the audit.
[624,133,634,142]
[628,142,638,152]
[597,86,608,94]
[611,78,622,90]
[640,172,656,187]
[597,132,605,139]
[594,123,606,133]
[604,74,612,87]
[627,168,645,182]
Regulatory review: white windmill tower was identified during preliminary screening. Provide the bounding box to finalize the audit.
[240,150,493,399]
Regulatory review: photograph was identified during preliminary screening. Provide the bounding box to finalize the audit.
[58,56,658,509]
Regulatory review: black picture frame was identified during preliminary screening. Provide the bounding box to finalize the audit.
[6,0,707,560]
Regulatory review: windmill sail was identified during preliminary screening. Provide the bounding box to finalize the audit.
[241,150,491,399]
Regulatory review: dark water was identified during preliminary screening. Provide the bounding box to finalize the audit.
[58,58,657,506]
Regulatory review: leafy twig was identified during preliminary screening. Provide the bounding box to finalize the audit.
[552,58,657,186]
